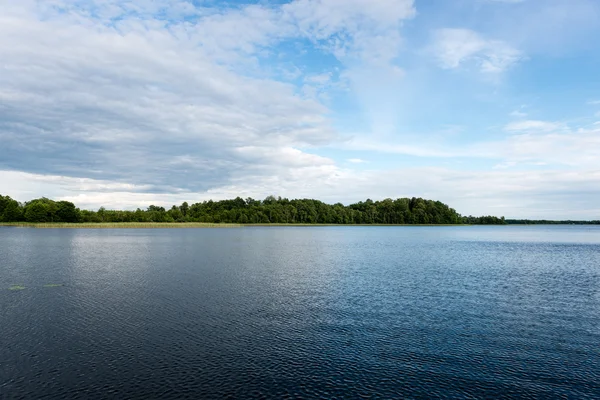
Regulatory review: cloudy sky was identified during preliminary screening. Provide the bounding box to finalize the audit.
[1,0,600,219]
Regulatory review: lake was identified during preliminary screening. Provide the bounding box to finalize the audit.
[1,226,599,398]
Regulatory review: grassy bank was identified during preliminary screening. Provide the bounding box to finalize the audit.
[0,222,242,229]
[0,222,477,229]
[245,223,472,227]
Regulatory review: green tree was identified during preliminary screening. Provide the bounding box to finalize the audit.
[25,201,51,222]
[0,195,23,222]
[168,205,183,221]
[1,193,509,226]
[56,201,80,222]
[180,202,189,217]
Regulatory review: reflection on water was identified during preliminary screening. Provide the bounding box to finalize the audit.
[1,226,599,398]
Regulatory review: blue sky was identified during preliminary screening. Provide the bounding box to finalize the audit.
[1,0,599,218]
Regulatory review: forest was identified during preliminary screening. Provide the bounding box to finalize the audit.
[0,194,507,225]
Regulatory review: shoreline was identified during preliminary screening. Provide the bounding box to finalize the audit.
[0,222,481,229]
[0,222,242,229]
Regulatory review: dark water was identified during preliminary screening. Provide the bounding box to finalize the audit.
[1,226,600,399]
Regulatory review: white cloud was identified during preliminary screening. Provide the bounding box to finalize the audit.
[0,0,424,210]
[432,28,523,73]
[509,110,527,118]
[342,138,462,158]
[347,158,367,163]
[504,120,564,132]
[340,119,600,170]
[0,0,343,194]
[483,122,600,168]
[305,73,333,85]
[233,146,334,169]
[281,0,416,138]
[283,0,416,41]
[493,161,518,169]
[494,0,600,56]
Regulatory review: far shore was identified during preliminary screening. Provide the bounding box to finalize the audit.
[0,222,482,229]
[0,222,241,229]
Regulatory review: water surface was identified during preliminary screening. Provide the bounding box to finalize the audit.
[1,226,599,398]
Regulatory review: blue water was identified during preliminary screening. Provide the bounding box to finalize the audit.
[1,226,599,399]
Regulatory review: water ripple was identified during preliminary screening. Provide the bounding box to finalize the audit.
[1,226,599,398]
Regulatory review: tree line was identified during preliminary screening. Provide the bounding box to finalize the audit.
[0,194,507,225]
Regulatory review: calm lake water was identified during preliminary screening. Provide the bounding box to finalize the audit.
[1,226,599,399]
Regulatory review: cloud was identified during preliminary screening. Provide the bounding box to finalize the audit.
[482,121,600,168]
[0,0,419,195]
[233,146,334,169]
[488,0,600,56]
[493,161,518,169]
[340,118,600,170]
[283,0,416,43]
[341,137,463,158]
[305,73,333,85]
[509,110,527,118]
[0,0,418,209]
[284,0,416,137]
[347,158,367,163]
[431,28,523,73]
[504,120,565,132]
[0,0,343,195]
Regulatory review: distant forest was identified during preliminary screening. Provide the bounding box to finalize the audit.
[0,194,507,225]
